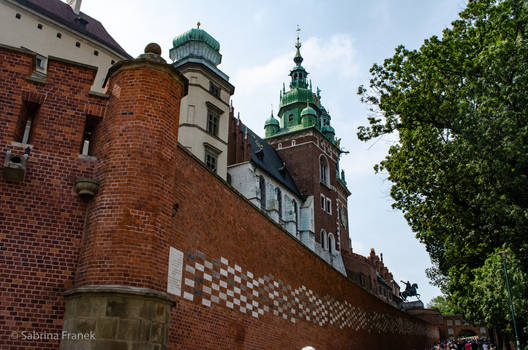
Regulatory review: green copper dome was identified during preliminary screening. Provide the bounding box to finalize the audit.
[265,116,280,126]
[172,28,220,52]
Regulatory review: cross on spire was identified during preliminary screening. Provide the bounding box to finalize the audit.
[295,25,301,49]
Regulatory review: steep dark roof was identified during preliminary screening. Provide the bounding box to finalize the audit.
[242,125,302,198]
[13,0,131,59]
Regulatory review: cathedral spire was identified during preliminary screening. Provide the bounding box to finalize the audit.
[293,25,303,66]
[289,25,308,89]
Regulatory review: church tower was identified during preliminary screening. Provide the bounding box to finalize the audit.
[264,31,352,259]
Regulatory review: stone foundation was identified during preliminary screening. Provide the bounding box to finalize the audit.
[61,285,175,350]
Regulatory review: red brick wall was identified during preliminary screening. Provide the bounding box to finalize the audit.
[164,145,438,349]
[0,46,106,349]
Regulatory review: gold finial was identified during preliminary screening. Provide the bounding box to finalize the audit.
[197,21,201,29]
[295,25,302,49]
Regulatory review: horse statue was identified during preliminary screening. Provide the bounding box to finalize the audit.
[400,280,420,301]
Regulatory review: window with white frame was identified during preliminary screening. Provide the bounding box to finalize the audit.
[320,194,326,211]
[326,198,331,214]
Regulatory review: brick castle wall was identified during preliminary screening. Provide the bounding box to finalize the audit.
[0,45,439,349]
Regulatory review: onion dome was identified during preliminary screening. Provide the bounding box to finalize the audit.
[265,110,280,137]
[172,27,220,52]
[170,22,223,68]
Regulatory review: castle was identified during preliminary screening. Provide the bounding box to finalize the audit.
[0,1,440,349]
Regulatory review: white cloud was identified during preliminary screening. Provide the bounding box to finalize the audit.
[302,35,358,78]
[233,34,358,95]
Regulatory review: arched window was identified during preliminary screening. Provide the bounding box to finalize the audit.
[319,155,329,185]
[292,200,298,234]
[320,230,326,250]
[276,187,282,220]
[259,176,266,209]
[328,234,334,254]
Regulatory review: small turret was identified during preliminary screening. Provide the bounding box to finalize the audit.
[264,109,280,137]
[300,100,317,128]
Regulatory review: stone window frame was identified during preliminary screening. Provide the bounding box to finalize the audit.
[320,229,327,250]
[205,101,224,137]
[203,142,221,173]
[328,233,335,254]
[292,199,298,234]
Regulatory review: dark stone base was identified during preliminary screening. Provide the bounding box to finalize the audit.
[402,300,424,310]
[61,285,176,350]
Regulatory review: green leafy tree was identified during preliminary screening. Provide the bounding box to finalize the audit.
[470,247,528,346]
[357,0,528,341]
[427,295,457,316]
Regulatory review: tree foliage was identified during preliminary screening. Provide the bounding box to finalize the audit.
[427,295,457,316]
[470,247,528,344]
[357,0,528,340]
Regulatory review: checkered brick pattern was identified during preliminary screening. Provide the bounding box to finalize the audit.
[181,250,427,335]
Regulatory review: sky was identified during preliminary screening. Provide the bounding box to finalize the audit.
[81,0,468,305]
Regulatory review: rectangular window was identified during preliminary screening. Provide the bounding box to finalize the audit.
[35,55,47,73]
[326,198,331,214]
[320,194,325,210]
[205,150,217,173]
[446,320,453,326]
[359,273,365,287]
[207,111,219,136]
[209,82,220,97]
[80,115,100,156]
[15,101,40,144]
[455,320,461,326]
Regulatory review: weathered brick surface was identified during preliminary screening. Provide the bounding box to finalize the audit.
[0,46,105,349]
[0,46,439,350]
[74,58,186,291]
